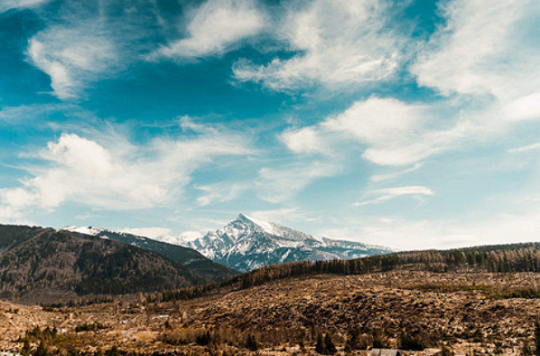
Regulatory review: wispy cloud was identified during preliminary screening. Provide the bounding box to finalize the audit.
[250,207,318,225]
[0,0,50,13]
[411,0,540,120]
[24,0,163,100]
[353,185,434,207]
[0,103,80,123]
[370,163,423,182]
[150,0,265,60]
[27,19,119,100]
[233,0,403,91]
[195,181,251,206]
[255,161,340,203]
[320,202,540,250]
[508,142,540,154]
[280,97,477,167]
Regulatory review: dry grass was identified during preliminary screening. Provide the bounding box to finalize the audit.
[1,271,539,355]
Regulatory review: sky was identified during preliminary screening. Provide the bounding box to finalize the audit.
[1,0,540,250]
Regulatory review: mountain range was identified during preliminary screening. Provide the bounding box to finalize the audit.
[159,213,392,272]
[0,213,390,302]
[65,213,392,273]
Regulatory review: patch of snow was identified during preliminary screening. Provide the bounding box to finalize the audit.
[239,213,277,235]
[62,226,104,236]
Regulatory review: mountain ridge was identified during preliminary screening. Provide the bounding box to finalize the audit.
[170,213,392,272]
[0,225,202,303]
[61,226,239,280]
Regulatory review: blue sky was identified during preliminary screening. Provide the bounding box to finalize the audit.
[1,0,540,250]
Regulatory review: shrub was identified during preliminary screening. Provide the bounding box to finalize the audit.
[400,332,427,351]
[245,334,259,351]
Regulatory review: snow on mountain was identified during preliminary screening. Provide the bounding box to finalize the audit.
[62,226,104,236]
[169,213,393,272]
[152,231,203,246]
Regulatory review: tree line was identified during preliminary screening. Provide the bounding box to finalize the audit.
[160,242,540,301]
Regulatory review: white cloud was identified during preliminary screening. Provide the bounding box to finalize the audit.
[0,120,252,217]
[370,163,423,182]
[255,161,339,203]
[24,0,160,100]
[233,0,402,90]
[0,103,80,123]
[281,97,478,167]
[280,126,330,155]
[27,22,118,100]
[502,91,540,122]
[323,97,422,145]
[195,181,250,206]
[250,207,317,224]
[0,0,49,12]
[321,203,540,250]
[151,0,265,60]
[508,142,540,154]
[353,185,434,207]
[412,0,540,108]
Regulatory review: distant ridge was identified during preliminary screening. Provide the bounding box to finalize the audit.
[62,226,239,280]
[0,225,202,303]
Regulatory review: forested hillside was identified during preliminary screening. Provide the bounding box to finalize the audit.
[0,225,208,303]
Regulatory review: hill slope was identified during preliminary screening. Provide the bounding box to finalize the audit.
[172,213,392,272]
[62,226,238,280]
[0,225,215,303]
[227,241,540,289]
[160,241,540,301]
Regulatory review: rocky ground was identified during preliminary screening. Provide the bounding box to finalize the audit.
[1,271,539,355]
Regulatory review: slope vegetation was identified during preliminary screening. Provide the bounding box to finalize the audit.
[0,225,215,303]
[63,227,239,280]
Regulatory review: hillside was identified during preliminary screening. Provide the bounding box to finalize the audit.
[159,241,540,301]
[62,226,238,280]
[173,213,392,272]
[0,225,220,303]
[1,270,540,356]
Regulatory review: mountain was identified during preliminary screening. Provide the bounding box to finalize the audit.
[62,226,238,280]
[172,213,392,272]
[0,225,207,303]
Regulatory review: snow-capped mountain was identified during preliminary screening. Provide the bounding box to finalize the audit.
[173,213,393,272]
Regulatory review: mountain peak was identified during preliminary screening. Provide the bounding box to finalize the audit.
[171,213,393,272]
[237,213,277,235]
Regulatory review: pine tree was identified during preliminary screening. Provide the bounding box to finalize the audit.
[324,333,337,355]
[535,321,540,355]
[441,345,454,356]
[346,327,361,350]
[20,339,30,356]
[35,340,48,356]
[524,341,534,356]
[245,334,259,351]
[316,334,326,354]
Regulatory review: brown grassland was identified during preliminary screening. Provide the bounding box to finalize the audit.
[1,270,540,356]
